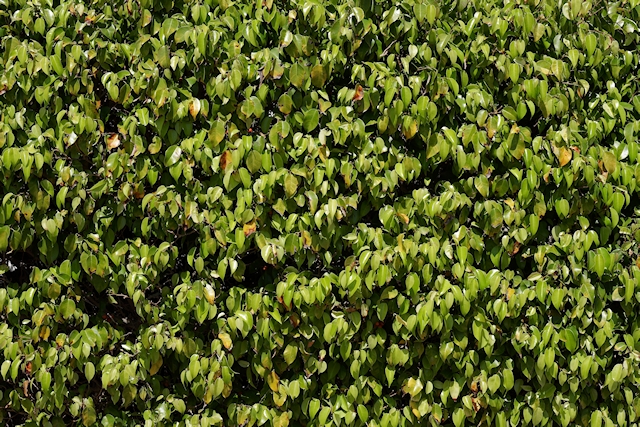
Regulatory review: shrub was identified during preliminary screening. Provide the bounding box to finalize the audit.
[1,0,640,426]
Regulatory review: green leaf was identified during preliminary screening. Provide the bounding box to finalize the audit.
[289,63,308,88]
[603,151,617,174]
[303,109,320,132]
[452,408,465,427]
[488,374,501,394]
[357,405,369,423]
[85,362,95,382]
[403,378,423,396]
[164,145,182,167]
[565,327,578,353]
[309,399,321,419]
[246,150,262,173]
[155,46,171,68]
[59,299,76,319]
[209,120,226,145]
[310,65,326,87]
[611,364,624,382]
[283,344,298,364]
[284,173,299,198]
[278,94,293,114]
[82,405,97,426]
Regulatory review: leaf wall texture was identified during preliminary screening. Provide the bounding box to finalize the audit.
[1,0,640,426]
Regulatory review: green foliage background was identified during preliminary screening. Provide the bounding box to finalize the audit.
[2,0,640,425]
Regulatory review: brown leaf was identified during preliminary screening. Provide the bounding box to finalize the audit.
[220,151,232,171]
[353,85,364,101]
[107,134,121,149]
[509,241,521,256]
[289,313,300,328]
[133,185,145,199]
[25,362,32,375]
[471,397,481,412]
[243,221,257,237]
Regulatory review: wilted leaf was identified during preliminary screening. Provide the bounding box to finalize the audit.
[220,151,232,171]
[243,221,257,237]
[106,134,121,149]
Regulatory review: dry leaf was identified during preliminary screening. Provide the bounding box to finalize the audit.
[289,313,300,328]
[107,134,121,149]
[220,151,232,171]
[353,84,364,101]
[243,221,257,237]
[472,397,481,412]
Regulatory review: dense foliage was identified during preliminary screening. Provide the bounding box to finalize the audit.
[2,0,640,425]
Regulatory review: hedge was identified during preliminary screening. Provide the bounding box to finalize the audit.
[1,0,640,426]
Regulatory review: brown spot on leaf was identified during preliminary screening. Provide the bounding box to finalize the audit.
[220,151,232,171]
[243,221,257,237]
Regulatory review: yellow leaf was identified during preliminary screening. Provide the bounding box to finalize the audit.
[558,147,572,167]
[189,98,201,119]
[402,117,418,140]
[302,230,312,248]
[204,386,213,404]
[397,213,410,224]
[268,370,280,392]
[243,221,257,237]
[203,284,216,305]
[149,356,163,376]
[219,332,233,350]
[40,326,50,340]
